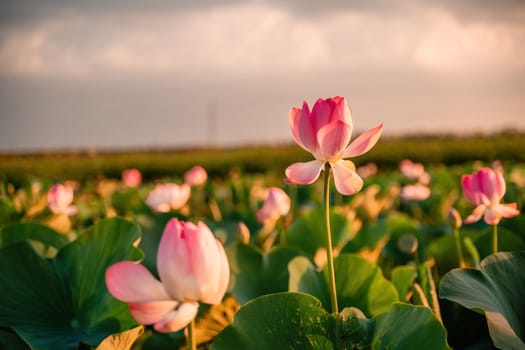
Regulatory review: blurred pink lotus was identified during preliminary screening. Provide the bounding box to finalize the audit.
[399,159,430,184]
[461,167,519,224]
[400,184,431,201]
[356,162,378,179]
[106,218,229,333]
[122,168,142,188]
[256,187,291,224]
[184,165,208,186]
[47,183,77,215]
[285,96,383,195]
[145,183,190,213]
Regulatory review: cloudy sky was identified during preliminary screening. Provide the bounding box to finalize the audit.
[1,0,524,152]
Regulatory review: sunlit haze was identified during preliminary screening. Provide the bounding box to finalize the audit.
[1,0,524,152]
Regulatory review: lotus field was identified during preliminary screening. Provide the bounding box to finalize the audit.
[1,97,525,350]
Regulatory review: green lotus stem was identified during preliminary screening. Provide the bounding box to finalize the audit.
[463,237,480,269]
[323,163,339,314]
[453,227,466,268]
[187,319,196,350]
[493,224,498,254]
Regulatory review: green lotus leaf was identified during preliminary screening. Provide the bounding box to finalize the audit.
[390,265,417,302]
[227,242,301,304]
[338,303,451,350]
[211,292,336,350]
[341,219,390,255]
[440,251,525,349]
[0,217,142,350]
[283,207,353,257]
[371,303,451,350]
[211,294,450,350]
[289,253,398,316]
[0,221,70,258]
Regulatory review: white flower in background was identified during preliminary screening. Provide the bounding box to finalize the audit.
[48,183,77,215]
[146,183,191,213]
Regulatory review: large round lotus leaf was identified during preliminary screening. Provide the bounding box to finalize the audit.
[0,217,142,350]
[211,294,450,350]
[440,251,525,349]
[371,303,451,350]
[289,253,398,316]
[227,242,301,304]
[0,221,69,258]
[211,292,336,350]
[283,207,353,257]
[390,265,418,302]
[338,303,451,350]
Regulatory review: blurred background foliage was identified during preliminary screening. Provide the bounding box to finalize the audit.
[1,132,524,185]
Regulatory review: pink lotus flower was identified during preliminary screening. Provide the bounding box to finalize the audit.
[184,165,208,186]
[400,184,431,201]
[145,183,190,213]
[106,218,230,333]
[285,96,383,195]
[399,159,430,184]
[256,187,291,224]
[47,183,77,215]
[122,168,142,188]
[461,167,520,225]
[356,162,378,179]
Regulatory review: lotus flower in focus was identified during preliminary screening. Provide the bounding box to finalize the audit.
[145,183,190,213]
[47,183,77,216]
[256,187,291,224]
[184,165,208,186]
[285,96,383,195]
[461,167,519,225]
[106,218,230,333]
[122,168,142,188]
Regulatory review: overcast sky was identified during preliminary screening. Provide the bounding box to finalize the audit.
[1,0,524,152]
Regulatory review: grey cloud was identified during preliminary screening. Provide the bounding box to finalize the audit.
[268,0,525,24]
[3,0,525,26]
[0,0,238,25]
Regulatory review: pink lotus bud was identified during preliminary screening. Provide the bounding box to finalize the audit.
[400,184,431,201]
[105,218,229,333]
[122,168,142,188]
[285,96,383,195]
[157,219,230,304]
[184,166,208,186]
[461,167,519,225]
[145,183,190,213]
[47,183,77,216]
[256,187,291,224]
